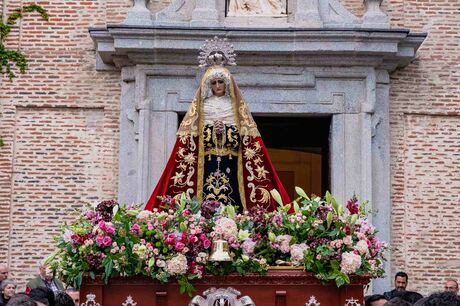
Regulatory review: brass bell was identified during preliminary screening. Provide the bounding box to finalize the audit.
[209,239,232,262]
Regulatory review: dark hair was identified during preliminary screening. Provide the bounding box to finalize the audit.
[384,297,412,306]
[394,291,423,304]
[423,292,460,306]
[365,294,387,306]
[29,287,55,306]
[395,271,408,281]
[6,293,37,306]
[55,292,75,306]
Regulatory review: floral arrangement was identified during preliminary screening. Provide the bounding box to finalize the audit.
[49,188,387,295]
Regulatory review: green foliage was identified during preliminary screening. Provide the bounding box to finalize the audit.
[0,4,49,80]
[50,191,388,295]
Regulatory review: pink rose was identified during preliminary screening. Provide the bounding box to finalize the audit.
[105,225,115,235]
[203,239,211,249]
[131,223,140,233]
[95,235,104,246]
[102,236,112,247]
[98,221,107,230]
[174,242,185,251]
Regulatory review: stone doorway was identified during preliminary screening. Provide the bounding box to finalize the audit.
[257,116,330,199]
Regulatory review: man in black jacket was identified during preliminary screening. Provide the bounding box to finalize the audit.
[383,272,423,303]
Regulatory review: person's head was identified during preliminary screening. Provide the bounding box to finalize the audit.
[202,67,231,99]
[210,78,225,97]
[445,279,459,294]
[65,288,79,306]
[423,292,460,306]
[38,263,54,282]
[394,290,423,304]
[1,278,16,298]
[0,263,8,282]
[29,287,55,306]
[365,294,387,306]
[384,297,412,306]
[55,292,75,306]
[5,293,37,306]
[394,271,408,291]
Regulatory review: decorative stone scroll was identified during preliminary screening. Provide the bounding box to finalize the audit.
[81,293,101,306]
[189,287,255,306]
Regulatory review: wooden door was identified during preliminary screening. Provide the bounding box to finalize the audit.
[268,148,322,200]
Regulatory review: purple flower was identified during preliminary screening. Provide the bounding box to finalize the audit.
[201,200,221,219]
[346,195,359,215]
[131,223,140,233]
[96,200,118,222]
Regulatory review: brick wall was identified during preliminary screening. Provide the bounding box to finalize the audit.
[0,0,124,288]
[385,0,460,295]
[0,0,458,295]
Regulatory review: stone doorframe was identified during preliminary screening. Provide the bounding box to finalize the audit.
[90,24,425,292]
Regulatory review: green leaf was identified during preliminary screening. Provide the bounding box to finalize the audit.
[331,198,339,214]
[180,193,187,210]
[293,201,300,213]
[226,205,235,219]
[104,259,113,281]
[89,271,95,280]
[179,222,187,232]
[270,189,283,206]
[148,257,155,268]
[337,204,344,216]
[44,249,59,265]
[75,272,83,288]
[112,205,119,217]
[350,214,358,225]
[326,212,333,230]
[295,186,309,200]
[325,191,332,203]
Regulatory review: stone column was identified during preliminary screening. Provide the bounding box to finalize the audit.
[118,67,138,204]
[371,70,392,292]
[146,112,178,203]
[362,0,389,28]
[191,0,219,27]
[125,0,152,26]
[330,113,373,204]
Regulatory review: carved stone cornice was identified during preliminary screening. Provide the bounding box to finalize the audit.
[89,26,426,72]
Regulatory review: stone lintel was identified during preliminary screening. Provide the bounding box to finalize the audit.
[89,26,426,72]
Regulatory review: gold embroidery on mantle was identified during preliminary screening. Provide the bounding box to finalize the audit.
[170,135,197,199]
[203,169,236,205]
[242,135,271,208]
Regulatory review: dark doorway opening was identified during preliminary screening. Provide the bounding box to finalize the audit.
[255,116,331,199]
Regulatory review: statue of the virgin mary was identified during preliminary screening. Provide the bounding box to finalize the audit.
[145,37,290,212]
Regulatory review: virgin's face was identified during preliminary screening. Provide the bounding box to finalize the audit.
[211,78,225,97]
[3,284,15,298]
